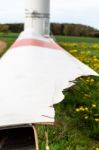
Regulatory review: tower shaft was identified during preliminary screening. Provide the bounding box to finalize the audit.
[24,0,50,36]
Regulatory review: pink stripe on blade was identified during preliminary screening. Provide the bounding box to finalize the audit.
[11,39,63,50]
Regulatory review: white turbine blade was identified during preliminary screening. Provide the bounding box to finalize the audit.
[0,0,98,126]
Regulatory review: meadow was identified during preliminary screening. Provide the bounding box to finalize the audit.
[39,36,99,150]
[0,32,18,56]
[0,33,99,150]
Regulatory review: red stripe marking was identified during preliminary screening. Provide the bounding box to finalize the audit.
[11,39,63,50]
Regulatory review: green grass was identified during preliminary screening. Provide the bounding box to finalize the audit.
[0,32,19,50]
[55,35,99,43]
[0,33,99,149]
[38,36,99,150]
[0,32,19,56]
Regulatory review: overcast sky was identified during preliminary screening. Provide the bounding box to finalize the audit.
[0,0,99,29]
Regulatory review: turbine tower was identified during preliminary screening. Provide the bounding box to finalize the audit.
[24,0,50,36]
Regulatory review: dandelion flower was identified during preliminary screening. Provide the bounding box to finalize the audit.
[92,104,96,108]
[95,118,99,122]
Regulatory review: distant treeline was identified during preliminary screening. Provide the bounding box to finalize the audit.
[51,23,99,37]
[0,23,99,37]
[0,24,23,34]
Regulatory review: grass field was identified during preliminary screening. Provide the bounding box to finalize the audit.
[0,33,99,150]
[56,36,99,43]
[0,32,18,55]
[39,35,99,150]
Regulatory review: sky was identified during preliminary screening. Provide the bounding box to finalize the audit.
[0,0,99,29]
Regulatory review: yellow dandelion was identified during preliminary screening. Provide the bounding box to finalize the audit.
[84,107,88,111]
[84,116,88,120]
[79,106,85,111]
[95,118,99,122]
[92,104,96,108]
[90,79,94,82]
[70,49,78,53]
[86,80,89,83]
[75,108,80,112]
